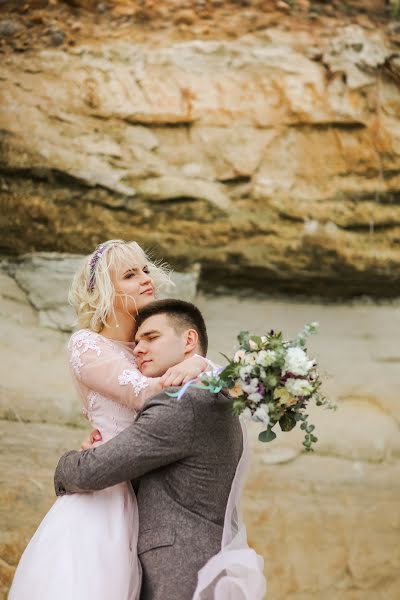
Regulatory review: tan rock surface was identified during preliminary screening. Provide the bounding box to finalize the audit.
[245,444,400,600]
[0,270,77,425]
[1,15,400,297]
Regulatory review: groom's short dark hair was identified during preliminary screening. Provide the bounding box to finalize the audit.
[136,299,208,356]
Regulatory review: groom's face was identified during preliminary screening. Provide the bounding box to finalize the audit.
[134,313,189,377]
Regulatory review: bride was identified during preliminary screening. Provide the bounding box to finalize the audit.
[8,239,214,600]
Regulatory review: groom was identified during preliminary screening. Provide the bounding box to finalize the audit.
[54,299,243,600]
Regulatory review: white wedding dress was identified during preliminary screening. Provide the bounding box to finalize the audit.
[9,329,163,600]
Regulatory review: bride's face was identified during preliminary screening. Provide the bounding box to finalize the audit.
[112,257,155,315]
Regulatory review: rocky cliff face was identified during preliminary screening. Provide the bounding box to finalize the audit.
[1,1,400,297]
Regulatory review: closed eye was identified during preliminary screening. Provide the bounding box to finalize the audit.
[123,268,138,279]
[124,266,149,279]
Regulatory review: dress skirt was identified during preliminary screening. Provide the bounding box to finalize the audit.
[9,482,141,600]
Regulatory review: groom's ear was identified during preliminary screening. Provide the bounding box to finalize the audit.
[184,328,199,354]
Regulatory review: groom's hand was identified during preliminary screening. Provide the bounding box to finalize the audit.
[80,429,102,450]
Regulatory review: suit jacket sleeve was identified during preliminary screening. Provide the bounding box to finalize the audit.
[54,391,195,495]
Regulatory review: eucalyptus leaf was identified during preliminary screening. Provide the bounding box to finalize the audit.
[258,427,277,443]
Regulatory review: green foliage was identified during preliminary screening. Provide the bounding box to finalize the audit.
[250,335,263,348]
[267,331,284,351]
[297,413,319,451]
[259,427,277,443]
[237,331,250,350]
[279,411,297,432]
[219,362,239,382]
[232,399,246,415]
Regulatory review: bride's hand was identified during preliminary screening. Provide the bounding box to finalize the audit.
[160,355,208,388]
[80,429,102,450]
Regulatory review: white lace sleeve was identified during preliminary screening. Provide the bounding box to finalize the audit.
[68,330,162,411]
[68,330,102,380]
[118,369,150,397]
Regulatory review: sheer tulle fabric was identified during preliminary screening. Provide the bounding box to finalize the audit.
[192,419,267,600]
[9,484,141,600]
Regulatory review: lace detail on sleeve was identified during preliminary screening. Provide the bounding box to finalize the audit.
[118,369,150,397]
[68,330,102,379]
[67,330,160,412]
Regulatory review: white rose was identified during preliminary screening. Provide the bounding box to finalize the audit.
[252,405,270,426]
[256,350,276,367]
[240,365,253,380]
[248,392,263,403]
[285,377,313,397]
[233,350,246,363]
[242,378,259,394]
[284,347,314,376]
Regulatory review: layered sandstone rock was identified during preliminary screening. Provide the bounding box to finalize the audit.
[1,18,400,297]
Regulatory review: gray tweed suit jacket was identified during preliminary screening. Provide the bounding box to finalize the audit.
[54,388,243,600]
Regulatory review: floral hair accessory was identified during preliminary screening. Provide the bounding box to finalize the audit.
[87,244,107,292]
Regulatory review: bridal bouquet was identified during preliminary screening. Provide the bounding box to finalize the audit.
[201,323,335,451]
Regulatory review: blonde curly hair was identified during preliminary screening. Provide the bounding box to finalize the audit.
[69,240,173,332]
